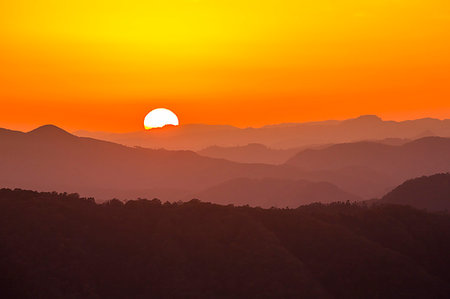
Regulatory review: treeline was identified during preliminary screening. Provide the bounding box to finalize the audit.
[0,188,449,298]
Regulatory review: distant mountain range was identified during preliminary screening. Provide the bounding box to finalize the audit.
[2,124,450,204]
[0,125,300,201]
[197,138,410,165]
[75,115,450,150]
[286,137,450,188]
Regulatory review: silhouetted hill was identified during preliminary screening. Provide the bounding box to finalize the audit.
[0,124,411,200]
[197,139,409,165]
[379,173,450,211]
[0,188,449,298]
[75,115,450,150]
[0,128,25,141]
[341,114,382,123]
[28,124,75,139]
[0,125,307,201]
[197,143,304,164]
[4,125,447,201]
[197,140,409,165]
[194,178,361,208]
[286,137,450,189]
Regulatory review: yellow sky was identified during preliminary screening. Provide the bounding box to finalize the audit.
[1,0,450,131]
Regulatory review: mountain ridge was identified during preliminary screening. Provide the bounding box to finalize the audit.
[378,173,450,211]
[73,115,450,150]
[2,124,450,201]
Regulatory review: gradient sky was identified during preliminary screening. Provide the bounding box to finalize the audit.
[1,0,450,132]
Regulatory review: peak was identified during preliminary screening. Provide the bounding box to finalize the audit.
[356,115,382,121]
[345,115,382,123]
[27,125,74,138]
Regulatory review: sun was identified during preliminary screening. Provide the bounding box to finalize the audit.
[144,108,179,130]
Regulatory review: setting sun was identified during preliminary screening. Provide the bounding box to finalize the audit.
[144,108,179,130]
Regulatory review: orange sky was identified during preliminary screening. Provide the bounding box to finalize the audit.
[1,0,450,132]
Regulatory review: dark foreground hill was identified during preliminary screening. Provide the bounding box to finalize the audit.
[1,189,449,298]
[379,173,450,211]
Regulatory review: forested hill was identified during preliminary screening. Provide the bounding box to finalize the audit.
[1,189,449,298]
[379,173,450,211]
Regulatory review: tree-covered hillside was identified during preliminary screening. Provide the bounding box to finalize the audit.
[380,173,450,211]
[0,189,449,298]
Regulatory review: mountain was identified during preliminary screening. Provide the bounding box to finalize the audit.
[5,124,444,202]
[286,137,450,190]
[378,173,450,211]
[1,188,449,298]
[193,177,362,208]
[0,124,410,201]
[0,125,307,201]
[75,115,450,150]
[197,143,305,164]
[28,124,75,139]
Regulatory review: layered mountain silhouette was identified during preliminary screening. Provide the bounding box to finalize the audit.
[286,137,450,193]
[193,178,361,208]
[75,115,450,150]
[378,173,450,211]
[2,122,450,297]
[0,125,301,200]
[198,138,410,165]
[2,124,450,202]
